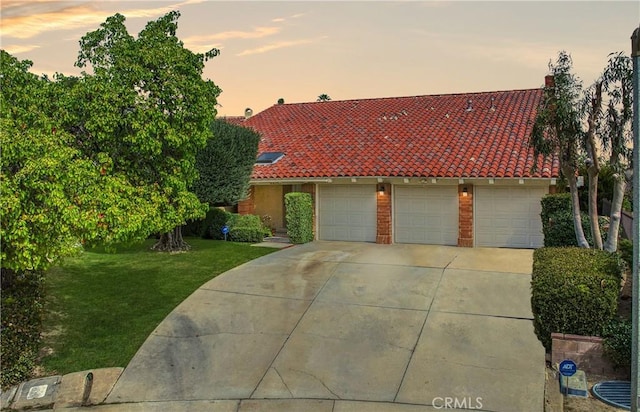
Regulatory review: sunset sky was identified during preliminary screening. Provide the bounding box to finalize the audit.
[1,1,638,116]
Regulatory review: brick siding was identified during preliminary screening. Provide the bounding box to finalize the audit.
[457,184,473,247]
[376,183,392,244]
[237,186,255,215]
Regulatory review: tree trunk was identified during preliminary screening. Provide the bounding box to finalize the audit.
[152,226,191,252]
[604,174,626,252]
[587,166,603,249]
[584,81,603,249]
[564,166,590,248]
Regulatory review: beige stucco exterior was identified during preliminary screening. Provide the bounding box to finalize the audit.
[253,185,285,231]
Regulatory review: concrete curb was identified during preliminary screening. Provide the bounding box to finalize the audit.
[1,368,123,411]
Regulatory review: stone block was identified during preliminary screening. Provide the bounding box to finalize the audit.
[12,375,61,410]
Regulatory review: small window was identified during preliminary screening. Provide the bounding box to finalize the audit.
[256,152,285,164]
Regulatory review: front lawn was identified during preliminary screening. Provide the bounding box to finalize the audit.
[40,238,277,375]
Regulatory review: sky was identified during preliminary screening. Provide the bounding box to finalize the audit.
[1,1,638,117]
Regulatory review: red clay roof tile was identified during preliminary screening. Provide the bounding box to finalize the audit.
[242,89,559,180]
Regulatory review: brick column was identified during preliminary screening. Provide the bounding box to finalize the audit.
[301,183,316,239]
[458,184,473,247]
[376,183,392,244]
[237,186,255,215]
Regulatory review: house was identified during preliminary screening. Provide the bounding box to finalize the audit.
[232,84,559,248]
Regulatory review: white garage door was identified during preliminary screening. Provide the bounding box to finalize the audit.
[394,186,458,245]
[318,185,377,242]
[475,186,546,248]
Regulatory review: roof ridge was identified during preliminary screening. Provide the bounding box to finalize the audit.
[270,87,542,107]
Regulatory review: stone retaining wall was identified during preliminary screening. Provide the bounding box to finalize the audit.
[551,333,630,378]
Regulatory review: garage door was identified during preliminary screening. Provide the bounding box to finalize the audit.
[394,186,458,245]
[318,185,376,242]
[475,186,546,248]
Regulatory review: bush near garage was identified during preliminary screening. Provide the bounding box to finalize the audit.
[540,193,602,247]
[531,247,623,351]
[227,214,270,243]
[285,192,314,244]
[618,238,633,269]
[1,270,45,388]
[602,317,632,369]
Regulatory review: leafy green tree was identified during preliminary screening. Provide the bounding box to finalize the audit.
[581,52,632,251]
[317,93,331,102]
[192,119,260,206]
[277,98,285,104]
[533,51,633,251]
[0,50,170,386]
[531,51,589,247]
[1,51,156,277]
[599,52,633,252]
[68,11,221,251]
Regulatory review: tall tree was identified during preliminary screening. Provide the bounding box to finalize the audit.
[533,51,633,251]
[317,93,331,102]
[600,52,633,252]
[0,51,160,276]
[568,52,632,251]
[192,119,260,206]
[70,11,221,251]
[583,80,604,249]
[531,51,589,247]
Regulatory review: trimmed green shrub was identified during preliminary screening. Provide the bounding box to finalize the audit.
[540,193,600,247]
[192,119,260,206]
[229,227,267,243]
[602,318,632,369]
[541,193,572,217]
[618,239,633,269]
[227,214,270,243]
[203,208,232,240]
[531,247,623,351]
[285,192,313,244]
[183,208,231,240]
[1,270,45,388]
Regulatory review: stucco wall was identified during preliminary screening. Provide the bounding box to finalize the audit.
[254,185,284,230]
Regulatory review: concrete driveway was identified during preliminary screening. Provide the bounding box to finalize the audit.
[103,242,545,412]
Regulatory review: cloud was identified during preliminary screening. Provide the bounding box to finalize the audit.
[271,12,305,23]
[0,0,198,39]
[182,26,281,53]
[184,26,281,43]
[237,36,327,57]
[2,44,40,54]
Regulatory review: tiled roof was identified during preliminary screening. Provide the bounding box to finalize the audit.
[219,116,247,127]
[242,89,559,180]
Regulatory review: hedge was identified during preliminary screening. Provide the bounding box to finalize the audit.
[1,270,45,388]
[285,192,313,244]
[618,239,633,269]
[531,247,623,351]
[227,214,270,243]
[540,193,601,247]
[202,208,232,240]
[602,318,632,369]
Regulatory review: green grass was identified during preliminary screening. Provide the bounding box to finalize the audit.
[41,238,277,375]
